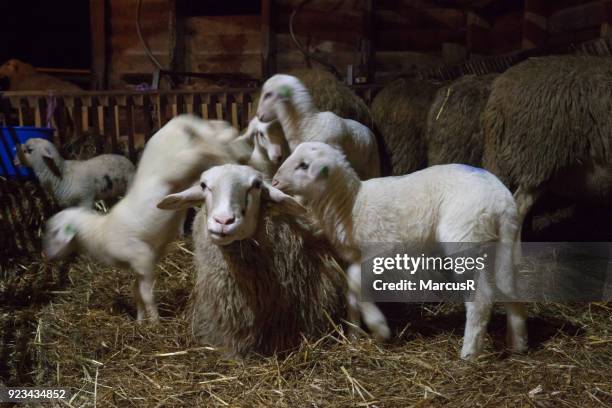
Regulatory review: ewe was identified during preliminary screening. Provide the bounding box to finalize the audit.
[157,164,345,356]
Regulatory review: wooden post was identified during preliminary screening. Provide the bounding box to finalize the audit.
[362,0,375,82]
[522,0,549,50]
[169,0,186,74]
[90,0,108,90]
[466,11,491,55]
[261,0,277,79]
[602,0,612,37]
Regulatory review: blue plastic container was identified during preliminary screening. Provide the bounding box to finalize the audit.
[0,126,55,178]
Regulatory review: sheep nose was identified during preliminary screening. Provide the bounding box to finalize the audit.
[214,215,235,225]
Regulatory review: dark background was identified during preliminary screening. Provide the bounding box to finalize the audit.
[0,0,91,68]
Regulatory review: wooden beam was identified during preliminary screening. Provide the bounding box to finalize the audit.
[90,0,108,90]
[261,0,277,79]
[522,0,550,50]
[602,0,612,37]
[362,0,375,81]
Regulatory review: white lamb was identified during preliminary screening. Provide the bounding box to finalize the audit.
[256,74,380,180]
[14,138,135,208]
[272,141,528,359]
[236,117,289,178]
[42,115,250,322]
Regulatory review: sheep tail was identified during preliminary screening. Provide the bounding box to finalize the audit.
[494,210,521,300]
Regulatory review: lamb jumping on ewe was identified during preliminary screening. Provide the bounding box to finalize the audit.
[157,164,346,356]
[42,115,249,322]
[256,74,380,180]
[272,142,528,359]
[14,138,135,208]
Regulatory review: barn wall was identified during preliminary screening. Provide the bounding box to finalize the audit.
[106,0,610,89]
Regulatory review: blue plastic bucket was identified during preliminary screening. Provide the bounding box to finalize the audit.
[0,126,55,178]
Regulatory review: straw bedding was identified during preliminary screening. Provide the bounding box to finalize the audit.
[1,240,610,407]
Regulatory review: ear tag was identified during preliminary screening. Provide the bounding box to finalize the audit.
[64,224,76,235]
[278,85,292,99]
[320,166,329,178]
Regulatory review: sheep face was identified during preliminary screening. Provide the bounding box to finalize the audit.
[256,74,299,123]
[157,164,305,245]
[252,120,287,166]
[43,209,81,260]
[14,138,63,176]
[273,141,341,199]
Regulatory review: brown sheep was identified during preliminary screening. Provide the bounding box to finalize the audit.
[483,56,612,230]
[0,59,81,91]
[426,74,498,167]
[371,78,443,175]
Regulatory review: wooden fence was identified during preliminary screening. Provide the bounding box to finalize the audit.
[0,86,377,262]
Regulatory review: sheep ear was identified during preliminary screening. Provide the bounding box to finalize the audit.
[307,159,331,181]
[41,147,62,178]
[157,184,205,210]
[262,181,306,216]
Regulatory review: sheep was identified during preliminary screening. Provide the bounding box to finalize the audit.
[252,67,374,127]
[482,56,612,234]
[42,115,250,322]
[272,141,528,359]
[156,164,346,356]
[256,74,380,180]
[426,74,498,167]
[0,59,81,91]
[236,117,289,177]
[14,138,135,208]
[371,78,443,176]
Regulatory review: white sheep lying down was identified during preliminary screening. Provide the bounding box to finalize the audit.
[256,74,380,180]
[42,115,250,322]
[14,138,135,208]
[156,164,346,356]
[273,142,528,359]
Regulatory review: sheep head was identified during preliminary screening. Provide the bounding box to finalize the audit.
[43,208,83,260]
[15,138,63,177]
[157,164,305,245]
[256,74,311,123]
[272,141,348,200]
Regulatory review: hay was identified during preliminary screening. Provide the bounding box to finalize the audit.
[1,241,610,407]
[371,78,444,176]
[426,74,497,167]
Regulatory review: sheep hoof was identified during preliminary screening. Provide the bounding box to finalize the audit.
[371,325,391,342]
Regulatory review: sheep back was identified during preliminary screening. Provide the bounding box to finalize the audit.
[371,78,443,176]
[483,56,612,190]
[426,74,497,167]
[189,207,346,357]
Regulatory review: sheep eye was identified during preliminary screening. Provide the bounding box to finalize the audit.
[200,182,207,190]
[296,162,309,170]
[252,179,262,189]
[263,92,272,100]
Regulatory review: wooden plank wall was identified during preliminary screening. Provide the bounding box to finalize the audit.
[106,0,612,88]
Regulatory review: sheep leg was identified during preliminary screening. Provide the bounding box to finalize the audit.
[461,271,493,359]
[137,273,159,323]
[132,279,145,322]
[504,303,528,353]
[347,263,391,341]
[131,256,159,323]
